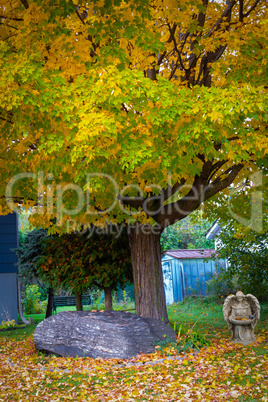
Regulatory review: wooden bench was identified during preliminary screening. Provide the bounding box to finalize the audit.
[53,295,92,313]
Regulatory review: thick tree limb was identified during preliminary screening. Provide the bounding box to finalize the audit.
[202,163,244,199]
[239,0,244,22]
[118,195,144,211]
[161,179,187,202]
[207,160,229,183]
[155,162,244,229]
[118,159,244,227]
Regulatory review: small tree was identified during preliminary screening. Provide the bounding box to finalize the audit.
[17,228,55,317]
[37,227,133,311]
[209,224,268,300]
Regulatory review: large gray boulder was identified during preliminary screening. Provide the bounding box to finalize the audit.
[33,310,176,359]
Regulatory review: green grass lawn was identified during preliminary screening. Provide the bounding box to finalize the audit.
[1,297,268,401]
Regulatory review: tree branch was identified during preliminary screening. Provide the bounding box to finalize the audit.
[196,44,227,86]
[74,4,88,25]
[158,51,167,66]
[118,195,144,211]
[180,0,209,85]
[239,0,244,22]
[161,179,187,202]
[156,161,244,229]
[206,160,229,183]
[167,22,186,74]
[169,55,182,80]
[121,103,129,114]
[0,116,14,124]
[203,163,244,199]
[207,0,237,38]
[0,22,19,30]
[20,0,29,9]
[244,0,262,17]
[0,15,23,21]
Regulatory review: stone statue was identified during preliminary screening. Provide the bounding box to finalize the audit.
[223,291,260,345]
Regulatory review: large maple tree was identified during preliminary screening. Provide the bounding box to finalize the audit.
[0,0,267,323]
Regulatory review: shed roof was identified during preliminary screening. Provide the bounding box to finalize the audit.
[165,249,216,259]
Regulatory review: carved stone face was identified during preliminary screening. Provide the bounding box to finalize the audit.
[237,296,244,303]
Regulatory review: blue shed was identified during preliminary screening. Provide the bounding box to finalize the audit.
[162,249,226,304]
[0,213,19,323]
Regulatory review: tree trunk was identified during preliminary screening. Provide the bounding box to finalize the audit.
[45,287,54,318]
[128,223,169,324]
[104,287,113,311]
[75,291,83,311]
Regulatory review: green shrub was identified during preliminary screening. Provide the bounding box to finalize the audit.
[211,225,268,301]
[22,285,47,314]
[157,322,211,354]
[177,326,210,350]
[154,325,210,355]
[0,319,17,329]
[206,266,237,300]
